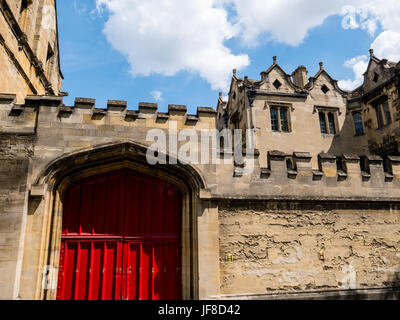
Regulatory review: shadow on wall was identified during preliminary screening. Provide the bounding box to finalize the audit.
[330,271,400,300]
[326,109,369,157]
[382,271,400,300]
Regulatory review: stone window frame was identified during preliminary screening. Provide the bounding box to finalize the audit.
[267,102,293,133]
[314,106,340,136]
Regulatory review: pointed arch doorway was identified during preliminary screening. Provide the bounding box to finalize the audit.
[56,168,182,300]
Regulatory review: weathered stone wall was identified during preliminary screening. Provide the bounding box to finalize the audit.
[219,201,400,297]
[1,93,400,299]
[0,133,33,299]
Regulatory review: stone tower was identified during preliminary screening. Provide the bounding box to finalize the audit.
[0,0,63,103]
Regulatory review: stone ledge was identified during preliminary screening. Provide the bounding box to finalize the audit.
[0,94,16,104]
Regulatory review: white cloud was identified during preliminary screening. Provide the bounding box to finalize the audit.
[151,90,163,102]
[96,0,249,92]
[336,1,400,88]
[227,0,349,46]
[94,0,400,92]
[371,30,400,62]
[338,55,369,90]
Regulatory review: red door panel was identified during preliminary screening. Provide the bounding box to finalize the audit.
[57,169,182,300]
[165,240,181,300]
[57,240,123,300]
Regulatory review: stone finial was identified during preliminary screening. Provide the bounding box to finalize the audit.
[369,48,374,57]
[273,56,277,64]
[319,62,324,70]
[219,92,222,98]
[233,69,237,76]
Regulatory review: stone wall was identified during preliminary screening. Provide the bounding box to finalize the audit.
[0,133,33,299]
[219,201,400,298]
[1,93,400,299]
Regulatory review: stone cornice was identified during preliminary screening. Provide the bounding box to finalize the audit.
[251,89,308,99]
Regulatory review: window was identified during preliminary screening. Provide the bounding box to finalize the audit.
[286,158,294,170]
[280,108,289,132]
[373,97,391,128]
[273,79,282,89]
[382,101,391,125]
[328,113,336,134]
[270,108,278,131]
[321,84,330,94]
[270,106,290,132]
[319,111,327,134]
[373,72,379,82]
[352,111,364,135]
[374,104,384,128]
[318,108,338,135]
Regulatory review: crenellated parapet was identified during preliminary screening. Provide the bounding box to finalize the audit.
[213,149,400,201]
[262,150,400,184]
[0,94,217,134]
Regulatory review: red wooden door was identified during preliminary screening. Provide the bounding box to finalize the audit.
[56,169,182,300]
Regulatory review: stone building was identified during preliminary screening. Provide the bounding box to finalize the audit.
[1,1,400,300]
[0,0,63,104]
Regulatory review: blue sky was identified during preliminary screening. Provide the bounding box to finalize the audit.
[58,1,400,114]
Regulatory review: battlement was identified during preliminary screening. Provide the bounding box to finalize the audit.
[0,94,217,134]
[263,150,400,182]
[211,149,400,201]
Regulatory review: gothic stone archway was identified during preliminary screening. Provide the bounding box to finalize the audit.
[20,142,205,300]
